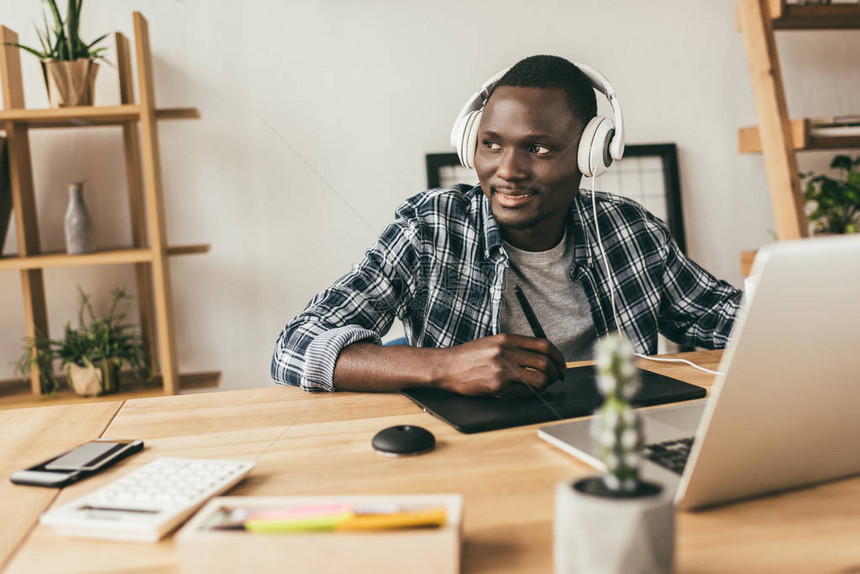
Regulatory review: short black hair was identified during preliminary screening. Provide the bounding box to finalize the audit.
[492,55,597,127]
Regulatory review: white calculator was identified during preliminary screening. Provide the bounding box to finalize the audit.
[40,458,255,542]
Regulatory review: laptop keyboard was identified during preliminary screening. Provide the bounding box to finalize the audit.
[642,437,694,475]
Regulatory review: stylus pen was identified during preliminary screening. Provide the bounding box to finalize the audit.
[514,285,563,384]
[514,285,547,339]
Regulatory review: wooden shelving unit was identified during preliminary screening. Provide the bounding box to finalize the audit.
[736,0,860,247]
[0,12,209,397]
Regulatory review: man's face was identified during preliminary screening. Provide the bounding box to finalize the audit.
[474,86,583,251]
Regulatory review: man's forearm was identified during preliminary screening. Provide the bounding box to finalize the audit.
[332,334,566,396]
[332,342,444,392]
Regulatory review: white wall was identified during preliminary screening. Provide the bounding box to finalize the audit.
[1,0,858,389]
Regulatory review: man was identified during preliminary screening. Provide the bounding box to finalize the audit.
[272,55,741,397]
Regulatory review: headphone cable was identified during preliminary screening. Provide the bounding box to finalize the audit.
[588,167,723,377]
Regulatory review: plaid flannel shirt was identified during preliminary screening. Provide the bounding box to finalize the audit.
[272,184,742,392]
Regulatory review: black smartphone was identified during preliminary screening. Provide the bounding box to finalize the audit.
[10,439,144,488]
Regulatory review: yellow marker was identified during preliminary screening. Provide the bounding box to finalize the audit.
[335,509,447,532]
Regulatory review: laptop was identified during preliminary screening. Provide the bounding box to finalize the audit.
[539,234,860,511]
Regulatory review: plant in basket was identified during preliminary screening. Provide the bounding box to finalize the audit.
[15,287,151,396]
[5,0,109,107]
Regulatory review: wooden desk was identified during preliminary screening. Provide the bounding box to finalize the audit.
[2,351,859,573]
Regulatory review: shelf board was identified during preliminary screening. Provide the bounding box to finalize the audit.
[0,105,199,128]
[772,3,860,30]
[739,119,860,153]
[0,243,210,271]
[166,244,210,256]
[0,370,221,410]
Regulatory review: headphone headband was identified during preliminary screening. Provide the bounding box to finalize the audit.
[450,61,625,175]
[570,63,625,161]
[449,67,510,149]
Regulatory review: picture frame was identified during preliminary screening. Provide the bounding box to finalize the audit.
[0,137,11,256]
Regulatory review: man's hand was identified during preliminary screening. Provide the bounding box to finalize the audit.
[432,334,566,397]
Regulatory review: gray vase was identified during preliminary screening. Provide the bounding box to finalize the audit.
[64,182,95,254]
[554,477,675,574]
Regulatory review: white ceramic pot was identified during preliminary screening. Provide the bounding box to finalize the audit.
[554,476,674,574]
[67,360,120,396]
[67,362,102,396]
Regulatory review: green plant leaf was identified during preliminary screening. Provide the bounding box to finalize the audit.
[35,22,49,54]
[44,0,63,33]
[86,32,108,50]
[14,0,105,62]
[3,42,48,59]
[43,0,65,57]
[64,0,76,61]
[39,10,58,57]
[831,155,852,171]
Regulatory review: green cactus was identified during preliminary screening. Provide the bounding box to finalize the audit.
[591,333,643,493]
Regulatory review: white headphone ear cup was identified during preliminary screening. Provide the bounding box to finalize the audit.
[577,117,615,178]
[454,111,473,167]
[577,117,601,177]
[461,110,482,169]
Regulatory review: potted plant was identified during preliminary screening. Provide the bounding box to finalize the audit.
[5,0,109,107]
[554,333,674,574]
[16,287,151,396]
[802,155,860,235]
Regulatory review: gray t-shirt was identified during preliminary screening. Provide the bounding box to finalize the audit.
[500,226,597,361]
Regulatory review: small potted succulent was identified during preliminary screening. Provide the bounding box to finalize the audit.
[16,287,151,396]
[5,0,109,107]
[554,333,674,574]
[802,155,860,235]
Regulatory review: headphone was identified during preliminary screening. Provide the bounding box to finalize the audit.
[449,62,625,178]
[449,64,723,376]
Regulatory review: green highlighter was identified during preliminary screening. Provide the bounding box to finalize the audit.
[244,508,354,533]
[242,504,447,533]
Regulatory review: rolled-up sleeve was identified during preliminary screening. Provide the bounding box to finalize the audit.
[271,214,420,392]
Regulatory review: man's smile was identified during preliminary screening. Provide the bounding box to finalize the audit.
[493,187,539,207]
